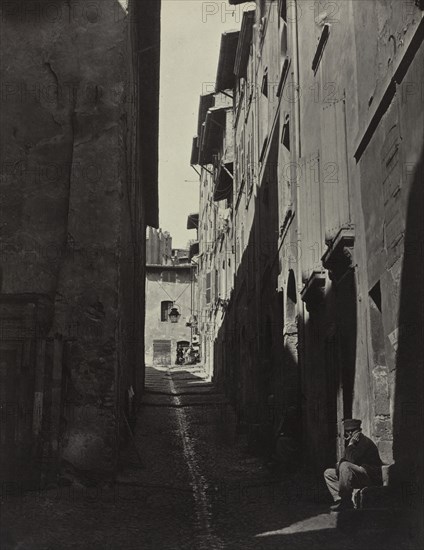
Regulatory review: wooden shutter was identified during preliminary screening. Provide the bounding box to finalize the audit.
[299,152,324,280]
[320,98,351,242]
[205,272,211,304]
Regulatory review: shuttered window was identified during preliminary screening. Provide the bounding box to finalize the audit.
[320,97,351,242]
[161,301,173,322]
[298,152,324,281]
[215,269,219,300]
[205,272,211,304]
[162,271,176,283]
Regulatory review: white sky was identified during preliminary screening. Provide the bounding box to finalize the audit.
[159,0,248,248]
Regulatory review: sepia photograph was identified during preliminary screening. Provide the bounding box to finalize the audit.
[0,1,423,548]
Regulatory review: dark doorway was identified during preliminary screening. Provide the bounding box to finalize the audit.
[336,270,357,421]
[0,299,38,484]
[176,340,190,365]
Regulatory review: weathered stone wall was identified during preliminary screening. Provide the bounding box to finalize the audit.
[287,0,424,475]
[146,227,172,266]
[0,0,160,479]
[354,4,424,480]
[193,1,423,487]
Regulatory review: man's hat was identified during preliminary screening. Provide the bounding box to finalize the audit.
[343,419,362,431]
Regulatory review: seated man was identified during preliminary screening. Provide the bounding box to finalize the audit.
[324,419,383,511]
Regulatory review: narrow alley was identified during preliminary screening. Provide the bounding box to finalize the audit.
[1,364,417,550]
[1,1,423,548]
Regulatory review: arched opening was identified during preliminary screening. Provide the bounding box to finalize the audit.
[283,269,300,433]
[286,269,297,325]
[176,340,190,365]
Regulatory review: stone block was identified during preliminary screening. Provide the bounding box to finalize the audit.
[374,417,392,439]
[378,442,394,469]
[61,405,116,474]
[336,507,409,533]
[359,485,397,509]
[373,366,391,415]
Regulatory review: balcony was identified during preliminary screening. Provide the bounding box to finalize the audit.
[186,213,199,231]
[189,241,199,260]
[198,107,227,166]
[190,136,200,166]
[322,227,355,282]
[216,30,240,92]
[234,10,255,80]
[300,271,326,312]
[214,161,233,202]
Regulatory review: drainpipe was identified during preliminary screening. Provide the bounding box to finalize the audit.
[291,0,305,450]
[190,261,193,345]
[291,0,301,301]
[293,0,303,300]
[292,0,301,159]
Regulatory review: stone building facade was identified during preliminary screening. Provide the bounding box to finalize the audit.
[145,232,195,367]
[146,227,172,266]
[0,0,161,483]
[190,0,424,507]
[189,80,236,379]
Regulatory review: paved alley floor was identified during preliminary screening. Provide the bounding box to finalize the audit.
[1,365,421,549]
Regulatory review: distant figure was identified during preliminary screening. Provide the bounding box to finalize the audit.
[324,419,383,511]
[176,347,184,365]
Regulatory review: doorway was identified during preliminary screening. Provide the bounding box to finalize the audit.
[153,339,172,366]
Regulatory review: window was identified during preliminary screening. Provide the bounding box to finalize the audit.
[368,281,387,368]
[247,137,254,200]
[240,127,245,181]
[312,23,330,74]
[161,301,173,322]
[247,115,255,202]
[369,281,382,313]
[277,57,290,98]
[278,0,288,91]
[205,272,211,304]
[281,114,290,151]
[162,271,176,283]
[286,269,297,324]
[236,144,240,190]
[215,269,219,300]
[279,3,288,60]
[261,68,268,98]
[279,0,287,22]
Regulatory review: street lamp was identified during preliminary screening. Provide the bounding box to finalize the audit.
[169,306,181,323]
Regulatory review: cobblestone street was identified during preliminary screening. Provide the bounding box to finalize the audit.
[1,366,420,549]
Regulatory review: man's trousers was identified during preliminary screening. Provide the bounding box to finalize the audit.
[324,461,372,502]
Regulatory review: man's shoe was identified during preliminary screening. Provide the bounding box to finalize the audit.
[330,499,341,511]
[330,499,354,512]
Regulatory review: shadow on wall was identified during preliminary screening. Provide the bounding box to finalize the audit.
[0,0,161,484]
[392,137,424,537]
[209,131,309,465]
[300,265,358,474]
[212,135,359,475]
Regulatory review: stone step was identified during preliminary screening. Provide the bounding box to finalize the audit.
[336,507,413,533]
